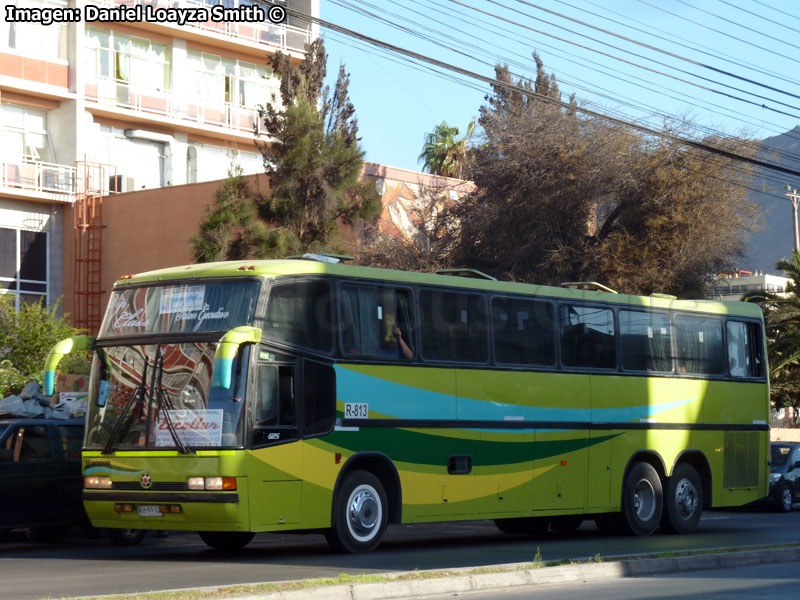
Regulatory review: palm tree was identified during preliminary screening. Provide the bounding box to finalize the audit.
[419,120,475,179]
[745,250,800,426]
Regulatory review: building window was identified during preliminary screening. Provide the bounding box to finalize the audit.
[85,27,170,92]
[0,0,67,61]
[0,227,49,311]
[0,104,54,163]
[186,50,277,113]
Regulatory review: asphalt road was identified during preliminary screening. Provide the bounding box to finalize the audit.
[431,560,800,600]
[1,508,799,600]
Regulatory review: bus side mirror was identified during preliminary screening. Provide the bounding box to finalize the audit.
[211,326,262,390]
[43,335,96,397]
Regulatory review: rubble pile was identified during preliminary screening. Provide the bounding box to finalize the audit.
[0,382,73,419]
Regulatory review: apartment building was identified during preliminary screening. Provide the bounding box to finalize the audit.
[0,0,317,325]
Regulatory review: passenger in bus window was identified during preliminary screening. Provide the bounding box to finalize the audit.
[389,326,413,359]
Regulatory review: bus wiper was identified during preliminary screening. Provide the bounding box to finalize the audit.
[102,359,148,455]
[152,346,193,455]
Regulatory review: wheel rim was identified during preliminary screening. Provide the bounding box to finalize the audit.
[633,478,656,522]
[346,483,382,543]
[782,487,793,511]
[674,478,699,520]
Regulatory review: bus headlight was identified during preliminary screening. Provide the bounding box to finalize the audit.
[187,477,205,490]
[85,476,112,489]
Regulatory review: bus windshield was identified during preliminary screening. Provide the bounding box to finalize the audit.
[100,280,261,338]
[85,343,249,451]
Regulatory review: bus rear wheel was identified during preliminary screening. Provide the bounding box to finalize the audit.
[494,517,550,535]
[198,531,254,551]
[661,463,703,533]
[620,462,662,536]
[325,470,388,554]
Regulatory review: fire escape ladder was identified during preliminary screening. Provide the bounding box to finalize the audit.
[73,161,114,333]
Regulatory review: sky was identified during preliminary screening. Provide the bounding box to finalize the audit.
[318,0,800,187]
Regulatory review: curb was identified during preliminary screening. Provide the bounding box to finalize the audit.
[224,546,800,600]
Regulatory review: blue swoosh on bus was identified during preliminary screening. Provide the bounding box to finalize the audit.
[334,366,697,423]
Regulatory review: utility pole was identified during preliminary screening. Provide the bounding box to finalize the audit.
[785,185,800,254]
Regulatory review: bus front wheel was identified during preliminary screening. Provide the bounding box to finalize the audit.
[620,462,662,536]
[661,463,703,533]
[105,528,146,546]
[325,470,388,554]
[198,531,254,551]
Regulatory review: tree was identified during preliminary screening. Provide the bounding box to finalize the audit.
[358,185,460,272]
[191,39,380,262]
[190,165,267,262]
[0,296,81,398]
[456,53,757,296]
[253,39,380,257]
[746,251,800,425]
[419,120,475,179]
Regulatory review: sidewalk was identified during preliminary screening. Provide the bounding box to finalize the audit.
[203,545,800,600]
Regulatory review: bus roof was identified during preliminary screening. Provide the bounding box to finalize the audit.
[116,259,763,319]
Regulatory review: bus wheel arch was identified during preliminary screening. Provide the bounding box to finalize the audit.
[333,452,402,524]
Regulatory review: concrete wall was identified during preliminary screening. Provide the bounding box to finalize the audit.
[772,429,800,442]
[61,164,475,329]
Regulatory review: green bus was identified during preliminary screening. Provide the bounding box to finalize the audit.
[45,257,770,552]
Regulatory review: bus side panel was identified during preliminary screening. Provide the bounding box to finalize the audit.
[592,376,704,512]
[334,364,484,520]
[701,380,769,506]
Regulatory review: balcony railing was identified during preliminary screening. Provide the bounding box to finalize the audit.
[0,160,76,199]
[90,0,312,54]
[85,77,264,134]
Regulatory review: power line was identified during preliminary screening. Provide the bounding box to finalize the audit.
[514,0,800,104]
[637,0,800,68]
[284,4,800,180]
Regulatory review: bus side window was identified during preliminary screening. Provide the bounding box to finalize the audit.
[726,321,763,378]
[675,316,724,375]
[559,305,616,369]
[256,364,295,426]
[303,360,335,438]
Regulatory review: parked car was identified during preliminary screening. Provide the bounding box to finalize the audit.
[0,417,146,545]
[0,417,88,540]
[770,442,800,512]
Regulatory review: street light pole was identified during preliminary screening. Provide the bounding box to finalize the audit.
[785,185,800,254]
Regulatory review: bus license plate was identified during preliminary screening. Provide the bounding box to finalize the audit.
[137,505,163,517]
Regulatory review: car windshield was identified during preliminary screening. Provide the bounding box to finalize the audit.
[84,343,249,451]
[771,445,792,468]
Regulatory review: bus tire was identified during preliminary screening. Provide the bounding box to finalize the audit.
[105,528,146,546]
[494,517,550,535]
[620,462,662,536]
[550,516,583,534]
[325,470,388,554]
[198,531,254,551]
[661,463,703,533]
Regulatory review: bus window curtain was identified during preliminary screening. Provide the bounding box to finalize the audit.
[648,333,671,372]
[341,287,379,355]
[396,291,413,354]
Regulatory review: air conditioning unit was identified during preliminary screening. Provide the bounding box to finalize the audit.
[108,175,135,193]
